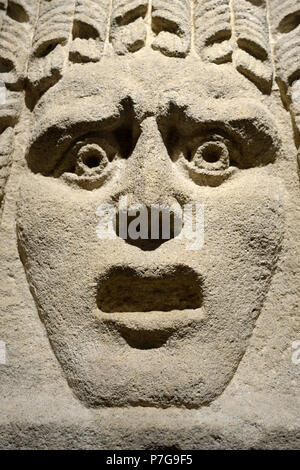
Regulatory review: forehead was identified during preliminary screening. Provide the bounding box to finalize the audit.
[34,50,261,119]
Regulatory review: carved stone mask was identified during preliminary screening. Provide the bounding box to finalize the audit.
[16,48,285,407]
[0,0,300,452]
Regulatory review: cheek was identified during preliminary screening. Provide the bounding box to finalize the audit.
[198,182,284,314]
[17,178,106,327]
[17,176,99,251]
[203,175,283,257]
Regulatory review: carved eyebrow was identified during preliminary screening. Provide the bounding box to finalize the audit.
[161,98,276,132]
[27,96,129,175]
[159,99,280,166]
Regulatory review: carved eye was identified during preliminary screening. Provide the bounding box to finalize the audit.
[178,134,240,186]
[191,140,230,171]
[75,143,109,176]
[53,137,119,189]
[54,137,117,177]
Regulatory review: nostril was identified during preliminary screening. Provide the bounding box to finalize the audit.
[114,206,182,251]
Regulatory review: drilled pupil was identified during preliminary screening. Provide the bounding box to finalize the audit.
[82,154,101,168]
[201,143,223,163]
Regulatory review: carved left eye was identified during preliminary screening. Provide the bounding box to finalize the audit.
[176,134,240,186]
[191,139,230,171]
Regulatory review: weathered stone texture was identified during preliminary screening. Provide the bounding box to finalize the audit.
[0,0,299,450]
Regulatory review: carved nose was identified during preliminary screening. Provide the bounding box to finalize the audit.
[125,116,174,208]
[114,117,182,250]
[114,204,182,251]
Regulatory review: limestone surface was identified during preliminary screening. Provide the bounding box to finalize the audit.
[0,0,299,450]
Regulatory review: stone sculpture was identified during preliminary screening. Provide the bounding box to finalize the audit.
[0,0,299,449]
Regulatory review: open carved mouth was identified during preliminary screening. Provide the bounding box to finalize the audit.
[97,265,202,313]
[95,265,203,349]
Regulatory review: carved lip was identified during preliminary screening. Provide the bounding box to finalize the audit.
[94,308,205,349]
[94,265,204,348]
[95,308,205,328]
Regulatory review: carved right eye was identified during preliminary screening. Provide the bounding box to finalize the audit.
[73,143,110,176]
[54,137,117,177]
[53,137,119,190]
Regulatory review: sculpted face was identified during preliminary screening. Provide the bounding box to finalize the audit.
[17,51,283,407]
